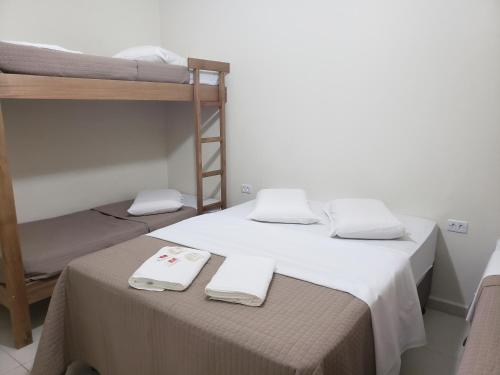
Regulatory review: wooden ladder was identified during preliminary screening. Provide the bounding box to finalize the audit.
[188,58,230,214]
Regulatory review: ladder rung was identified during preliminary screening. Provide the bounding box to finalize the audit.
[203,201,223,211]
[202,169,223,178]
[201,137,222,144]
[201,101,221,107]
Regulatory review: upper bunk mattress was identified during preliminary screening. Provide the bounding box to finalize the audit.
[0,41,190,83]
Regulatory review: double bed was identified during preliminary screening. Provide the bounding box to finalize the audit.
[32,200,437,375]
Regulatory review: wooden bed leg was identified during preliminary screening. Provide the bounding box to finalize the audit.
[193,69,204,214]
[218,72,227,209]
[0,102,32,348]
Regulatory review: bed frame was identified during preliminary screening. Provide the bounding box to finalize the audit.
[0,58,230,348]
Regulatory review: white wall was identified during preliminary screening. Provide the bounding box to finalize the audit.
[0,0,161,56]
[0,0,171,222]
[159,0,500,309]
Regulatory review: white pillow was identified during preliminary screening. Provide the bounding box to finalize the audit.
[248,189,320,224]
[128,189,183,216]
[3,41,82,54]
[113,45,186,65]
[324,199,405,239]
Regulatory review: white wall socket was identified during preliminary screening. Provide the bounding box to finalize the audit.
[447,219,468,234]
[241,184,253,194]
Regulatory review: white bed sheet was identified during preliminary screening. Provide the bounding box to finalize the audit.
[354,212,437,284]
[215,200,437,284]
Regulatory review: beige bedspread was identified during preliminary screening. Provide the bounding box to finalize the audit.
[32,235,375,375]
[458,275,500,375]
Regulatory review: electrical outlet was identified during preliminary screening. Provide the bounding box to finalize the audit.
[447,219,469,234]
[241,184,253,194]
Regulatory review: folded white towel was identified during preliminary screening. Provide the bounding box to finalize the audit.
[129,246,210,291]
[205,255,276,306]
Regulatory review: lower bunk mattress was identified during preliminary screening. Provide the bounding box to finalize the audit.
[0,41,190,84]
[32,236,376,375]
[0,200,196,281]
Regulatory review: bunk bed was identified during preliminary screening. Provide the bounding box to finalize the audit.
[0,41,230,348]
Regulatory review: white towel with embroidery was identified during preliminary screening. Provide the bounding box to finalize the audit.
[205,255,276,306]
[129,246,210,291]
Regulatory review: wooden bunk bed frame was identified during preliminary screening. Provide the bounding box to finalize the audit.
[0,58,230,348]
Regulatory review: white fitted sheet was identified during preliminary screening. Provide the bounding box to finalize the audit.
[218,200,437,284]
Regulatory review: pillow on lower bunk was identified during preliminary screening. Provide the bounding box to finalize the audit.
[113,45,186,65]
[248,189,320,224]
[128,189,183,216]
[324,199,405,239]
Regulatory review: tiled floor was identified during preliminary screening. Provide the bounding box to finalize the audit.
[0,304,467,375]
[0,300,48,375]
[400,309,468,375]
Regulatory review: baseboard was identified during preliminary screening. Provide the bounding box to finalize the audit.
[427,295,468,318]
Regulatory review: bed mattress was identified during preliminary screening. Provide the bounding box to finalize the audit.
[32,236,375,375]
[18,210,147,279]
[0,41,190,84]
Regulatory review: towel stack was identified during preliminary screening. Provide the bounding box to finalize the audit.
[129,246,210,291]
[129,247,275,306]
[205,255,276,306]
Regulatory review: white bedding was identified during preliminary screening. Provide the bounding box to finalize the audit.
[355,211,437,284]
[183,200,437,282]
[149,200,429,375]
